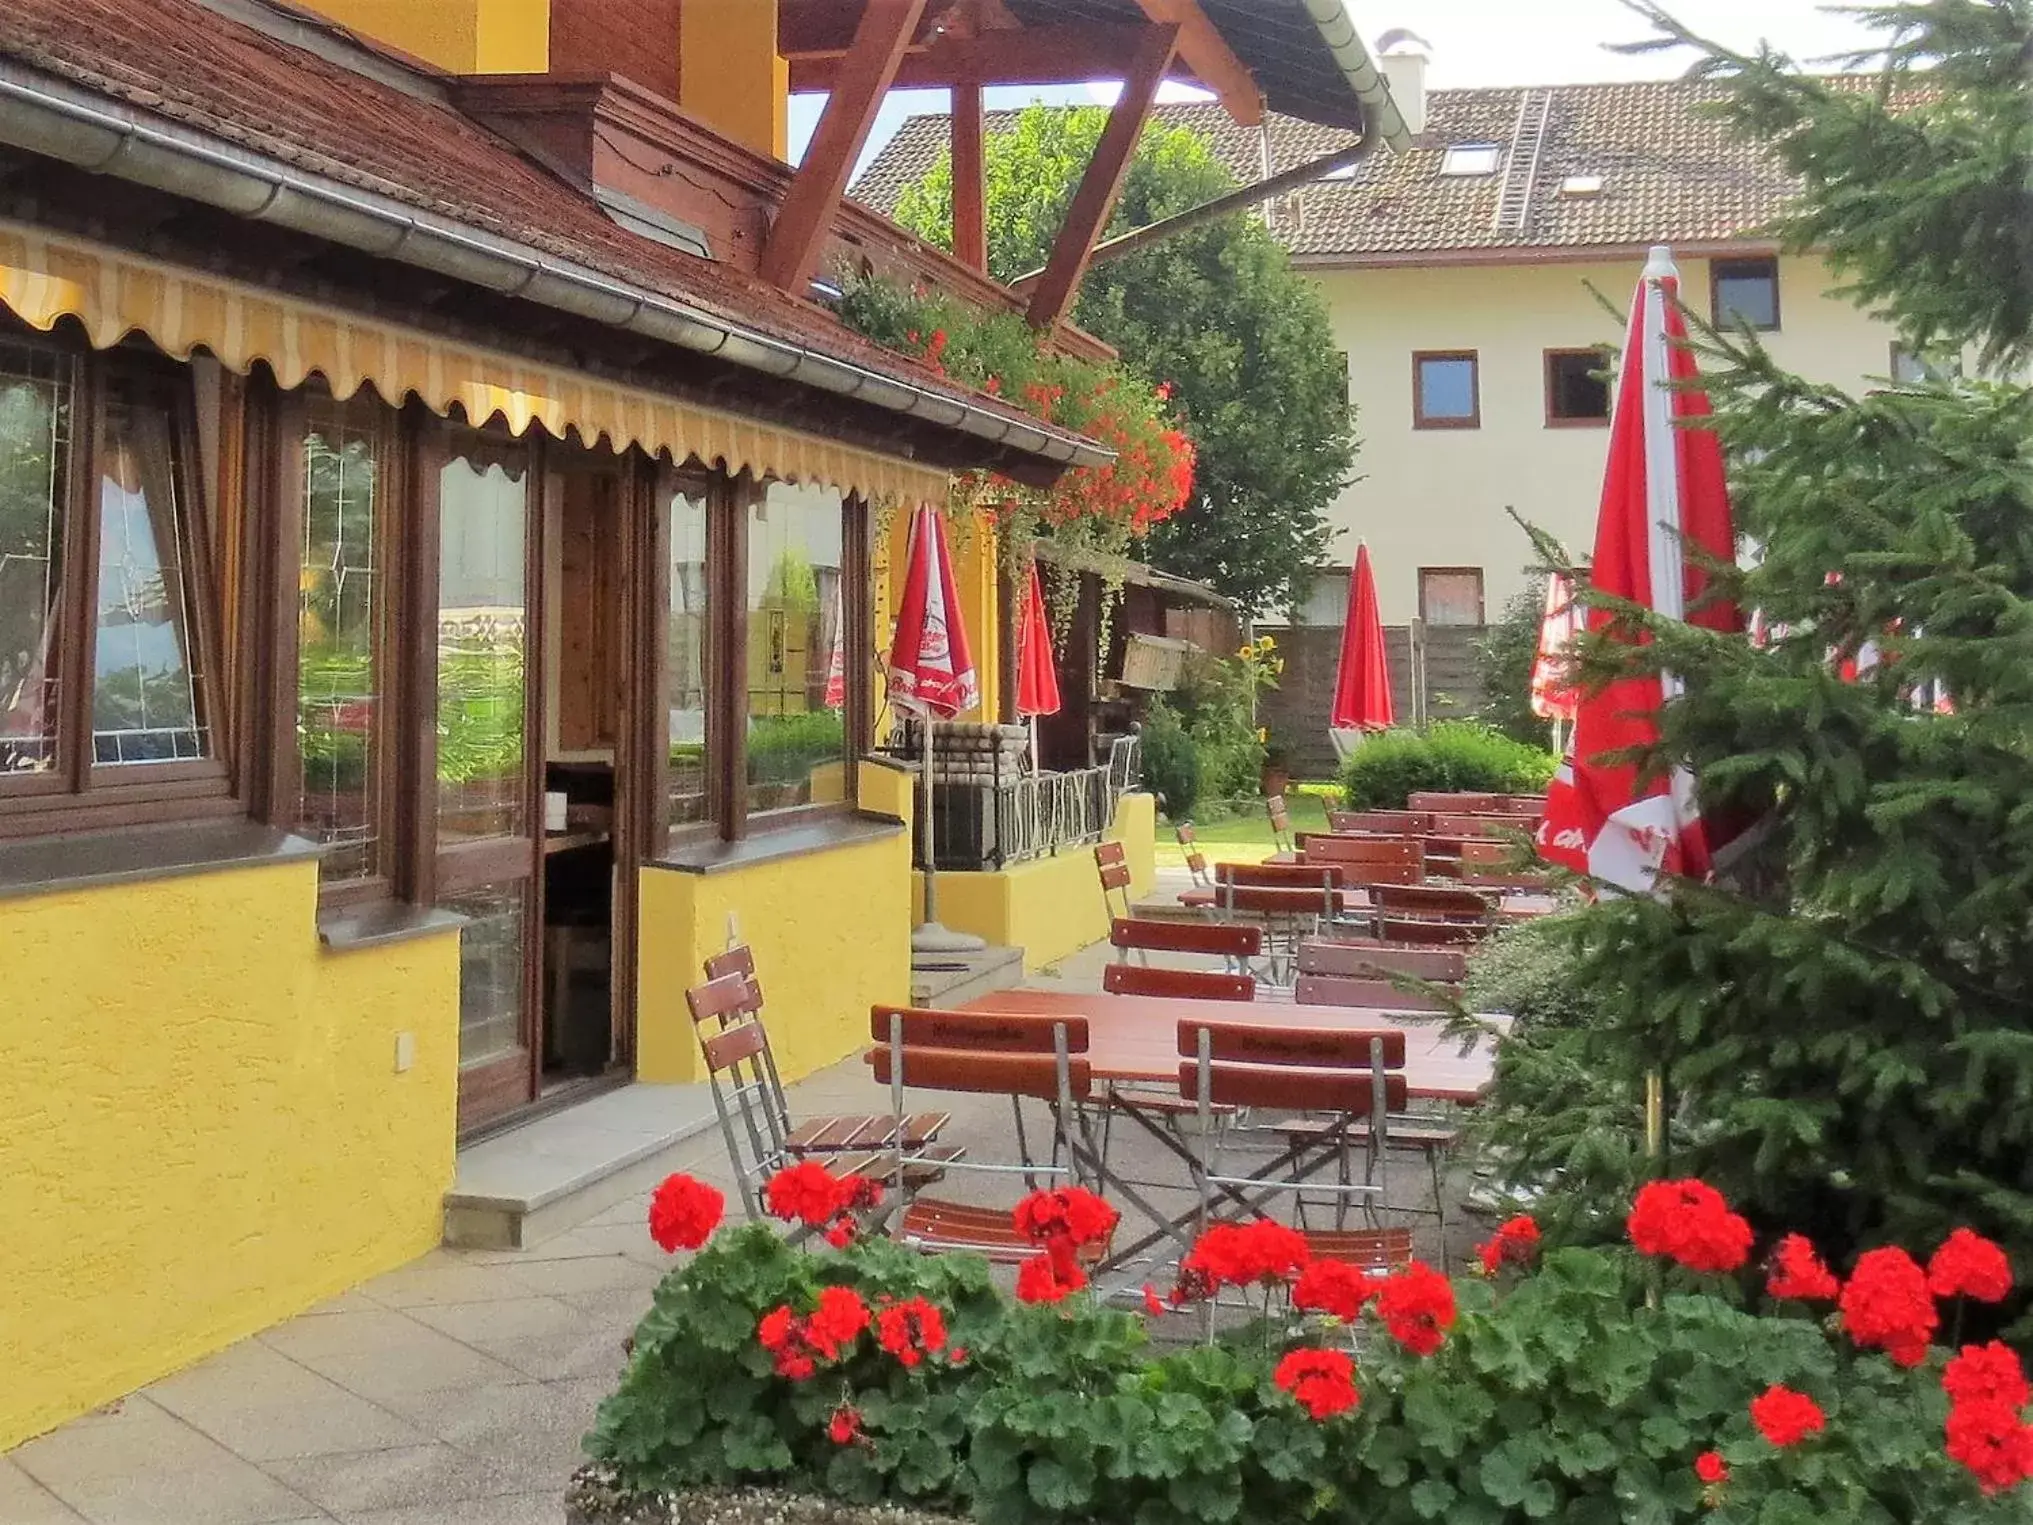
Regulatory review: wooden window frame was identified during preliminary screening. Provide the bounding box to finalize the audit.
[0,329,237,840]
[1710,256,1781,332]
[1412,350,1481,430]
[1418,566,1486,627]
[1543,347,1611,428]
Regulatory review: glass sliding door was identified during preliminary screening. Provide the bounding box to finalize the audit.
[435,433,541,1130]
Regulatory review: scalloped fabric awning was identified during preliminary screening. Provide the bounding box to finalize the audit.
[0,219,950,505]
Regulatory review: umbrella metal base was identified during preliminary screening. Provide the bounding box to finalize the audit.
[911,921,988,954]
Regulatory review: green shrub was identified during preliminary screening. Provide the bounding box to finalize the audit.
[747,710,846,785]
[1475,581,1557,748]
[1140,699,1201,818]
[1339,721,1555,810]
[1166,640,1278,806]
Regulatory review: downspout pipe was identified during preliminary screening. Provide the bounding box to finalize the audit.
[0,61,1112,471]
[1303,0,1415,154]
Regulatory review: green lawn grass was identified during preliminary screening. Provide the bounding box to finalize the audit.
[1152,788,1334,868]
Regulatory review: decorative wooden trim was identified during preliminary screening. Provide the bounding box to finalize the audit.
[1542,347,1610,429]
[397,406,445,906]
[1411,350,1481,430]
[761,0,930,293]
[1709,254,1782,332]
[1025,23,1180,331]
[1417,566,1486,627]
[951,82,987,275]
[786,21,1148,92]
[713,471,754,841]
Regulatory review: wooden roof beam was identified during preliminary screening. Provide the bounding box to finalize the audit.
[763,0,930,295]
[1128,0,1263,126]
[1025,23,1179,332]
[786,23,1150,93]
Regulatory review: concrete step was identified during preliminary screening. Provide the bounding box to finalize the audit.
[910,943,1024,1007]
[443,1082,718,1250]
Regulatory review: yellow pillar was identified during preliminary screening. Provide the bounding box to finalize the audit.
[297,0,550,73]
[678,0,790,160]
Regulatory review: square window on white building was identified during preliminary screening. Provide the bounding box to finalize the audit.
[1711,256,1781,331]
[1413,351,1479,428]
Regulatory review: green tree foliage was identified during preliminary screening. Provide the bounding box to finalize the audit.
[1476,581,1556,747]
[1547,0,2033,1331]
[894,106,1356,615]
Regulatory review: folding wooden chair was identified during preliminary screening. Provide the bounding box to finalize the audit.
[1214,877,1335,984]
[1457,838,1554,892]
[1409,791,1506,813]
[1218,860,1344,892]
[1178,1020,1414,1275]
[1327,809,1433,836]
[1095,839,1134,919]
[1301,833,1424,886]
[687,969,957,1217]
[1110,916,1262,972]
[1292,973,1452,1013]
[1377,916,1489,947]
[868,1007,1104,1264]
[1104,963,1255,1002]
[1373,883,1497,926]
[1265,794,1295,856]
[1175,822,1211,888]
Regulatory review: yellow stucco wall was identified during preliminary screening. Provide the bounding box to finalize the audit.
[297,0,551,73]
[636,807,913,1086]
[678,0,788,160]
[0,861,459,1451]
[912,791,1156,970]
[1312,253,1913,623]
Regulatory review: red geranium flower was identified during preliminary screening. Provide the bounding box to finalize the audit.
[1180,1220,1311,1294]
[1765,1233,1840,1302]
[1626,1179,1752,1274]
[1928,1228,2013,1304]
[1374,1261,1458,1357]
[765,1161,847,1228]
[1694,1450,1729,1485]
[1141,1283,1167,1318]
[1944,1343,2032,1411]
[807,1286,870,1357]
[1749,1385,1825,1448]
[1476,1216,1541,1277]
[827,1405,863,1446]
[874,1295,948,1367]
[757,1306,794,1353]
[1273,1348,1359,1421]
[1946,1401,2033,1494]
[1013,1187,1119,1250]
[1016,1251,1085,1304]
[647,1173,724,1253]
[1841,1246,1939,1366]
[1292,1259,1378,1323]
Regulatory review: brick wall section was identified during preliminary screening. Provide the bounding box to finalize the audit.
[550,0,681,101]
[1258,623,1489,781]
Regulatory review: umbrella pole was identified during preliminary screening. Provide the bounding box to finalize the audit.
[1029,715,1039,772]
[912,712,984,955]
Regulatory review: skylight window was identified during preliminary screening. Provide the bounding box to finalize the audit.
[1559,174,1605,197]
[1439,143,1501,176]
[1319,161,1360,181]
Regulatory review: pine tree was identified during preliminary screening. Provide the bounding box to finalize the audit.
[1535,0,2033,1329]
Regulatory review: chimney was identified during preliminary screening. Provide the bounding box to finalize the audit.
[1376,29,1431,139]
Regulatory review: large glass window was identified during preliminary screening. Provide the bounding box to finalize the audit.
[443,882,527,1065]
[437,452,529,843]
[1413,352,1480,428]
[1712,257,1780,331]
[0,340,69,776]
[91,377,208,765]
[297,398,382,881]
[667,480,710,829]
[744,480,847,815]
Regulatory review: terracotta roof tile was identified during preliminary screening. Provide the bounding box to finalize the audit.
[851,78,1859,261]
[0,0,1051,433]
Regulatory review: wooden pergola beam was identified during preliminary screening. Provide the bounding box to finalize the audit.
[761,0,929,295]
[1128,0,1263,125]
[786,23,1151,93]
[952,81,987,272]
[1025,23,1179,332]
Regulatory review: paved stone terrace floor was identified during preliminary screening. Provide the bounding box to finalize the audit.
[3,917,1487,1524]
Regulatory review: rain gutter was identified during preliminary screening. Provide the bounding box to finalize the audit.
[1302,0,1415,155]
[0,60,1111,471]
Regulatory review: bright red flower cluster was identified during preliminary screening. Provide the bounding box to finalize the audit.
[1765,1233,1840,1302]
[1625,1179,1753,1274]
[763,1161,882,1247]
[1749,1384,1826,1448]
[1928,1228,2013,1304]
[875,1295,949,1369]
[1177,1220,1311,1299]
[1942,1343,2033,1494]
[1274,1348,1360,1421]
[1476,1216,1541,1277]
[1011,1186,1117,1304]
[1016,1254,1085,1304]
[1839,1246,1939,1367]
[757,1285,871,1381]
[1374,1261,1458,1357]
[827,1405,863,1446]
[1292,1258,1378,1323]
[647,1173,723,1253]
[1693,1450,1729,1485]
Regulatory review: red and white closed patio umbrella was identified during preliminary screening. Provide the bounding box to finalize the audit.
[1013,560,1061,769]
[1539,247,1741,892]
[1529,570,1580,748]
[888,503,982,952]
[1328,543,1394,763]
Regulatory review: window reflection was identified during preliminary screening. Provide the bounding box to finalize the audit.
[298,398,381,881]
[745,481,847,814]
[0,341,69,775]
[667,482,709,829]
[444,882,527,1065]
[92,379,208,765]
[437,451,528,842]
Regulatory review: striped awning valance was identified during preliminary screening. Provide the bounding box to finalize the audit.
[0,220,949,504]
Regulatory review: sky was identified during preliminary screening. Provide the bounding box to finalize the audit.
[786,0,1886,170]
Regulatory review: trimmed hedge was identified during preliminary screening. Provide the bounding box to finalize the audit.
[1339,722,1555,811]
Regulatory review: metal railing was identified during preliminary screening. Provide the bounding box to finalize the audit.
[905,731,1143,872]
